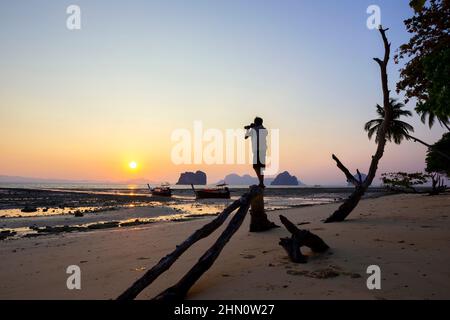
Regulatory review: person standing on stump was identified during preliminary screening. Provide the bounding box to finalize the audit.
[244,117,278,232]
[245,117,267,188]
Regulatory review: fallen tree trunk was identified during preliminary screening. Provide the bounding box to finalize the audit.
[153,187,259,301]
[117,186,261,300]
[279,215,329,263]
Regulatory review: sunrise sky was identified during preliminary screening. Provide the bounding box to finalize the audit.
[0,0,447,185]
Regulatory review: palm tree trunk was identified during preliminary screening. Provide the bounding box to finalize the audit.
[406,134,450,161]
[325,27,392,223]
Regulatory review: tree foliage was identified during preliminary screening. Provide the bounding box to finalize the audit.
[426,132,450,177]
[381,172,429,192]
[396,0,450,127]
[418,48,450,124]
[409,0,427,11]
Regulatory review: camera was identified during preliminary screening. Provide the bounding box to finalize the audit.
[244,123,255,130]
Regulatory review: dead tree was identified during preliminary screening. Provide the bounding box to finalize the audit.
[117,186,262,300]
[153,188,257,301]
[279,215,329,263]
[324,26,394,223]
[430,173,447,195]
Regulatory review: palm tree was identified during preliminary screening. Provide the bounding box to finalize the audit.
[364,98,414,144]
[365,98,450,161]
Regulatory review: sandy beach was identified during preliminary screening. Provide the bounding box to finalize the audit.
[1,192,449,300]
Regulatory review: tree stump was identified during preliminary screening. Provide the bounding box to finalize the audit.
[249,189,279,232]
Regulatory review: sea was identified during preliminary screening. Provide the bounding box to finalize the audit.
[0,183,389,240]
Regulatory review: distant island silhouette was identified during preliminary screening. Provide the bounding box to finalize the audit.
[270,171,303,186]
[347,173,368,186]
[176,171,207,185]
[217,171,304,186]
[216,174,269,185]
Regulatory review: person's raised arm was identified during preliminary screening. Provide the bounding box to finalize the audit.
[245,128,252,140]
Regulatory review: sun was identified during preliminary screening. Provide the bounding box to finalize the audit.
[129,161,138,170]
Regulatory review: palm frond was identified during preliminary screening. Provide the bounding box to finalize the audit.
[392,120,414,133]
[375,104,384,117]
[364,119,382,131]
[367,126,378,140]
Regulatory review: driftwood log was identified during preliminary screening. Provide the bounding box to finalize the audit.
[279,215,329,263]
[117,186,261,300]
[249,190,279,232]
[153,188,258,301]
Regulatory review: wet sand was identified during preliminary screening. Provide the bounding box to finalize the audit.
[0,193,449,299]
[0,188,232,238]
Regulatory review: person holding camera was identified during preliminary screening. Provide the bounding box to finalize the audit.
[245,117,267,188]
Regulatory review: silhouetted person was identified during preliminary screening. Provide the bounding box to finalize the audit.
[245,117,267,188]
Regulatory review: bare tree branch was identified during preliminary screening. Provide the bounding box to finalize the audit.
[356,169,363,184]
[406,134,450,161]
[332,154,360,186]
[373,57,383,66]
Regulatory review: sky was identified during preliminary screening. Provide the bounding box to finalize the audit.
[0,0,447,185]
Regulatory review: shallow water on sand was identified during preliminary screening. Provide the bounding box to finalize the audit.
[0,186,389,239]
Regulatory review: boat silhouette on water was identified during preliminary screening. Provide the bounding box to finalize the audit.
[148,184,172,197]
[191,184,231,199]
